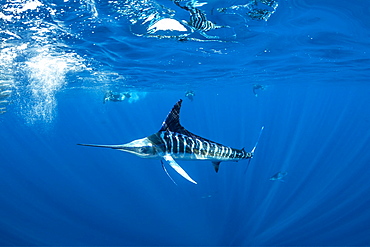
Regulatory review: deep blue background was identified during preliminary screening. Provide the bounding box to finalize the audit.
[1,0,370,245]
[1,85,370,245]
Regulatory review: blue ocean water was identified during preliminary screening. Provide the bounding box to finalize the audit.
[1,0,370,245]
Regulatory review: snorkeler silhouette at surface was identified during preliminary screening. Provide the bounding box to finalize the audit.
[103,91,131,103]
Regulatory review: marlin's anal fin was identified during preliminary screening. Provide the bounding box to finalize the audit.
[163,154,197,184]
[212,161,221,173]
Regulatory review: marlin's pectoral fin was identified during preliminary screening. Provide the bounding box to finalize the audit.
[163,154,197,184]
[161,161,178,186]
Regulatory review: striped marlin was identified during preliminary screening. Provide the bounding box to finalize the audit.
[78,99,263,184]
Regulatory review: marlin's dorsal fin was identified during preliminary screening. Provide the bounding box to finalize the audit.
[159,99,185,133]
[159,99,223,145]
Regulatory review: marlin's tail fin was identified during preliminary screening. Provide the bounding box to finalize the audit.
[245,126,264,173]
[251,126,264,154]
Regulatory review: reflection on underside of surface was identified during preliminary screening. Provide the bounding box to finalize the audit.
[112,0,278,42]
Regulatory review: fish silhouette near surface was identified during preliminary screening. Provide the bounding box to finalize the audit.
[78,99,263,184]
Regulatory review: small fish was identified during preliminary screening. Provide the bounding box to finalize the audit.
[252,84,265,97]
[185,90,195,101]
[270,171,287,182]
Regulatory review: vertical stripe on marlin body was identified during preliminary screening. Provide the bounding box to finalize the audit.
[78,99,264,184]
